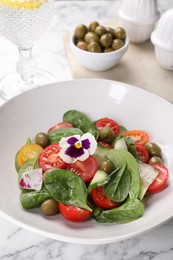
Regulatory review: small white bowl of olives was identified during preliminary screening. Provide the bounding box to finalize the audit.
[70,21,129,72]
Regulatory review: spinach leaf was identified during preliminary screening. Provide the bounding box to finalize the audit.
[20,186,51,209]
[63,110,99,139]
[95,199,144,223]
[104,164,131,202]
[48,127,83,144]
[106,149,141,200]
[44,169,92,212]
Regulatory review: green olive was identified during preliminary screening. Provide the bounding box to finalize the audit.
[112,39,124,50]
[106,27,115,36]
[95,25,107,36]
[89,21,99,32]
[148,156,163,165]
[100,33,113,48]
[100,161,115,174]
[99,126,115,143]
[114,27,126,40]
[40,198,58,216]
[35,132,50,148]
[88,41,101,52]
[76,41,88,51]
[103,47,114,52]
[84,32,99,44]
[74,24,88,39]
[145,142,162,157]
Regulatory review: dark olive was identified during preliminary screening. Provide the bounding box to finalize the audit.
[35,132,50,148]
[84,32,99,44]
[114,27,126,40]
[148,156,163,165]
[88,41,101,52]
[100,33,113,48]
[99,126,115,143]
[112,39,124,50]
[76,41,88,51]
[89,21,99,32]
[40,198,58,216]
[74,24,88,39]
[145,142,162,157]
[95,25,107,36]
[100,161,115,174]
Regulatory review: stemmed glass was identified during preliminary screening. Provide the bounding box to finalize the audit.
[0,0,55,100]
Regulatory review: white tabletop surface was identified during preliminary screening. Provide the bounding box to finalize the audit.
[0,1,173,259]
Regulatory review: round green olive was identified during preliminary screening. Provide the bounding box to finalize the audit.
[84,32,99,44]
[99,126,115,143]
[88,41,101,52]
[114,27,126,40]
[112,39,124,50]
[95,25,107,36]
[40,198,58,216]
[103,47,114,52]
[74,24,88,39]
[89,21,99,32]
[145,142,162,157]
[148,156,163,165]
[100,33,113,48]
[76,41,88,51]
[35,132,50,148]
[106,27,115,36]
[100,160,115,174]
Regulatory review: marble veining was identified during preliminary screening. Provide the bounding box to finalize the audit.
[0,1,173,259]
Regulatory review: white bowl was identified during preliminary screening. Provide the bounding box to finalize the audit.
[151,9,173,70]
[119,0,160,43]
[70,35,129,71]
[1,79,173,245]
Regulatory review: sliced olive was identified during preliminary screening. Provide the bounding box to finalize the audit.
[100,33,113,48]
[84,32,99,44]
[89,21,99,32]
[100,161,115,174]
[40,198,58,216]
[35,132,50,148]
[99,126,115,143]
[114,27,126,40]
[148,156,163,165]
[88,41,101,52]
[145,142,162,157]
[76,41,88,51]
[112,39,124,50]
[95,25,107,36]
[74,24,88,39]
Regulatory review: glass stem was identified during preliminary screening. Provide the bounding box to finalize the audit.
[16,47,37,85]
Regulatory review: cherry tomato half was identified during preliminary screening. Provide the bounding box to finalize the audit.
[38,144,66,172]
[48,121,73,133]
[95,118,120,137]
[66,156,98,183]
[91,186,120,209]
[147,164,169,193]
[122,130,149,145]
[134,144,149,163]
[16,143,43,167]
[59,203,91,222]
[98,141,113,149]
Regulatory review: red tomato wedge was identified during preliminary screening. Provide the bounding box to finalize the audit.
[122,130,149,145]
[66,156,98,183]
[134,144,149,163]
[95,118,120,137]
[48,121,73,133]
[147,164,169,193]
[59,203,91,222]
[38,144,66,171]
[91,186,120,209]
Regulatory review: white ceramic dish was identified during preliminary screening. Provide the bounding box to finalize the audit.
[0,79,173,245]
[70,35,129,71]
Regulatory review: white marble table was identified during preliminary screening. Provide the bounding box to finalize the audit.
[0,1,173,259]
